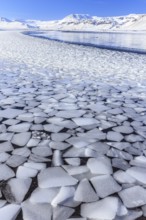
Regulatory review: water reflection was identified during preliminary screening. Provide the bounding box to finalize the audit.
[28,31,146,53]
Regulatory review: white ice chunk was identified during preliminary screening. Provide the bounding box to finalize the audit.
[32,146,52,157]
[74,178,98,202]
[30,124,43,131]
[6,155,27,168]
[6,178,32,203]
[100,120,116,130]
[89,103,109,113]
[55,120,77,129]
[107,131,124,142]
[51,133,71,142]
[0,124,6,133]
[52,150,63,166]
[3,119,20,126]
[108,142,130,150]
[0,164,15,180]
[44,124,64,133]
[118,210,143,219]
[0,142,13,153]
[38,167,78,188]
[0,108,24,119]
[117,199,128,217]
[16,166,38,179]
[17,113,34,122]
[81,196,119,219]
[113,170,136,184]
[34,117,46,124]
[56,103,78,110]
[62,165,89,176]
[29,154,51,163]
[78,128,106,140]
[12,148,31,157]
[56,110,86,118]
[119,185,146,208]
[8,123,31,132]
[126,166,146,184]
[0,200,6,208]
[0,152,10,162]
[11,132,31,146]
[47,117,64,124]
[107,108,123,115]
[87,157,113,175]
[30,187,59,204]
[52,186,75,206]
[53,205,74,220]
[49,141,70,150]
[26,138,40,147]
[72,118,99,126]
[112,125,133,134]
[63,147,86,158]
[66,137,95,148]
[130,156,146,168]
[22,200,52,220]
[24,162,46,170]
[87,142,109,155]
[0,204,20,220]
[107,148,133,160]
[112,158,130,170]
[65,158,81,166]
[90,175,121,198]
[0,133,13,141]
[125,134,144,142]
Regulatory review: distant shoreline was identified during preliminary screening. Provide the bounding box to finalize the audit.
[24,30,146,55]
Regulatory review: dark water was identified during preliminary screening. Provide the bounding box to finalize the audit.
[25,30,146,54]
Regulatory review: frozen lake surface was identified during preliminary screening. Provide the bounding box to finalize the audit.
[0,31,146,219]
[27,30,146,54]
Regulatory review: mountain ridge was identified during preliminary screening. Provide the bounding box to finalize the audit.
[0,14,146,31]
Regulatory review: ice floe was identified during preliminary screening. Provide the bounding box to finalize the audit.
[0,164,15,180]
[90,175,121,198]
[126,166,146,184]
[0,30,146,219]
[38,167,78,188]
[74,178,98,202]
[11,132,31,146]
[16,166,38,179]
[87,157,113,174]
[22,200,52,220]
[0,204,21,220]
[2,178,32,203]
[119,185,146,208]
[30,187,59,204]
[81,196,119,219]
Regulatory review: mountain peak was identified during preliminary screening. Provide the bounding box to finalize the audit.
[62,14,92,22]
[0,17,11,22]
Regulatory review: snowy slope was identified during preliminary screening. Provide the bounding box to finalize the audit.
[0,14,146,31]
[0,17,36,30]
[33,14,146,31]
[55,14,146,31]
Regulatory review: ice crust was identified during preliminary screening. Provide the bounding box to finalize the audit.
[0,31,146,219]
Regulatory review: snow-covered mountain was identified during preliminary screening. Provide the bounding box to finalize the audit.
[0,17,37,30]
[0,14,146,31]
[0,17,11,22]
[41,14,146,31]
